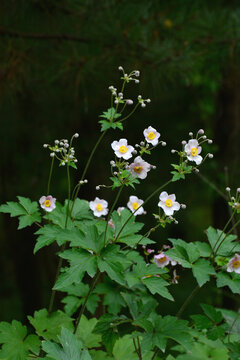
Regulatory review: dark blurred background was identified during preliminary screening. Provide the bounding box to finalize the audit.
[1,0,240,322]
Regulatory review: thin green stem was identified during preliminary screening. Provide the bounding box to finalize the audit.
[214,217,240,256]
[211,209,237,255]
[152,348,159,360]
[119,103,139,123]
[70,130,107,216]
[104,185,124,246]
[137,336,142,360]
[74,271,100,333]
[47,156,55,194]
[123,224,161,253]
[176,285,200,318]
[115,179,172,243]
[48,165,71,315]
[133,338,140,358]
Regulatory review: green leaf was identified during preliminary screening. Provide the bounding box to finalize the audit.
[142,276,174,301]
[200,303,223,324]
[42,327,91,360]
[68,199,93,220]
[0,197,41,229]
[192,259,215,287]
[43,203,73,229]
[0,320,40,359]
[28,309,73,342]
[194,242,211,257]
[191,315,213,330]
[141,315,192,353]
[95,278,126,315]
[76,315,101,348]
[216,272,240,294]
[60,248,98,278]
[99,120,123,132]
[171,171,185,182]
[167,239,201,270]
[34,225,67,253]
[111,209,144,241]
[93,314,120,353]
[112,335,141,360]
[206,226,240,256]
[99,107,121,120]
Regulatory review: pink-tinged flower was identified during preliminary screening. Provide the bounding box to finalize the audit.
[227,254,240,274]
[184,139,202,165]
[128,156,151,179]
[89,197,108,217]
[127,196,145,215]
[147,249,154,254]
[108,219,115,228]
[143,126,160,146]
[111,138,134,160]
[39,195,56,212]
[158,191,180,216]
[153,252,177,268]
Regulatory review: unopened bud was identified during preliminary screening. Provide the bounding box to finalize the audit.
[161,141,166,146]
[226,187,231,192]
[198,129,204,135]
[208,153,213,158]
[74,133,79,138]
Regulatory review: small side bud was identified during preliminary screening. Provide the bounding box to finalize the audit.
[74,133,79,138]
[198,129,204,134]
[50,152,55,157]
[161,141,166,146]
[208,153,213,158]
[226,187,231,192]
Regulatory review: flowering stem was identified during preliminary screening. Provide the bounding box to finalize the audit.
[47,156,54,194]
[70,130,107,216]
[115,179,172,243]
[74,270,100,333]
[211,209,237,256]
[119,103,139,123]
[176,285,200,318]
[48,164,71,315]
[214,217,240,257]
[104,185,124,246]
[133,338,141,359]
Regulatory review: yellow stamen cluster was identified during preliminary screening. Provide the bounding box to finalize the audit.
[96,203,103,211]
[165,199,173,207]
[44,200,51,207]
[158,256,167,263]
[232,260,240,268]
[132,202,139,210]
[134,165,143,174]
[148,132,155,140]
[190,147,198,157]
[119,145,127,153]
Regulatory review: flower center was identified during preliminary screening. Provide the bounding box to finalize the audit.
[134,165,143,174]
[119,145,127,153]
[190,147,198,157]
[148,132,155,140]
[96,203,103,211]
[145,275,154,278]
[132,202,139,210]
[44,200,51,207]
[165,199,173,207]
[158,256,167,263]
[232,260,240,268]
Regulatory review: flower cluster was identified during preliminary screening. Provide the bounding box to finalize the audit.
[43,133,79,166]
[226,187,240,212]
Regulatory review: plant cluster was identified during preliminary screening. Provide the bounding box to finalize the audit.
[0,68,240,360]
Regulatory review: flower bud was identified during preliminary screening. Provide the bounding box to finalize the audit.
[50,152,55,157]
[161,142,166,146]
[226,187,231,192]
[198,129,204,134]
[74,133,79,138]
[208,153,213,158]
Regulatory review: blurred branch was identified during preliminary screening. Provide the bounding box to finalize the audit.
[0,27,90,43]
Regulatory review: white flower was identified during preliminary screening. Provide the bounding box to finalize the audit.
[227,254,240,274]
[127,196,145,215]
[89,197,108,217]
[158,191,180,216]
[128,156,151,179]
[184,139,203,165]
[153,252,177,268]
[111,139,134,160]
[39,195,56,212]
[143,126,160,146]
[117,207,125,215]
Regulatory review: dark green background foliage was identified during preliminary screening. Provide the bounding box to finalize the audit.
[0,0,240,322]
